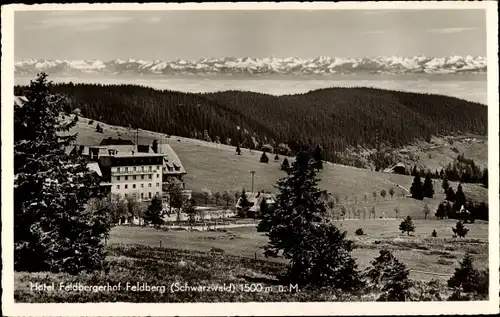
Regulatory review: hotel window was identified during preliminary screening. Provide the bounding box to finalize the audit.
[149,166,152,172]
[157,165,160,170]
[157,174,160,178]
[125,176,128,180]
[125,167,128,173]
[149,175,152,179]
[117,176,120,181]
[141,175,144,180]
[156,183,159,187]
[125,184,128,189]
[116,185,120,189]
[133,175,137,180]
[133,167,136,171]
[156,192,159,197]
[148,183,151,188]
[117,167,120,173]
[133,184,136,189]
[141,184,144,188]
[148,192,152,199]
[141,166,144,172]
[141,193,144,199]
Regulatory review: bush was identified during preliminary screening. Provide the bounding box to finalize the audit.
[355,228,364,236]
[448,253,488,297]
[210,247,225,254]
[365,249,412,301]
[96,124,103,133]
[399,216,415,236]
[452,221,469,238]
[260,151,269,163]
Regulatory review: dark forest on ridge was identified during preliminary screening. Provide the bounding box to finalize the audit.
[14,81,487,165]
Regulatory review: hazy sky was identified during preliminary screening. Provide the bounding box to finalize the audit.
[14,9,486,60]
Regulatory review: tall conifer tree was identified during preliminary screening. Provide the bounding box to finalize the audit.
[14,73,110,273]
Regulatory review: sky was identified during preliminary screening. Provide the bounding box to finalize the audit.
[14,9,487,61]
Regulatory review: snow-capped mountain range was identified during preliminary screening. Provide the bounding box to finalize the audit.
[15,56,487,76]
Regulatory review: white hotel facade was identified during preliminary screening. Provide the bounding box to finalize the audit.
[100,152,164,200]
[67,137,188,202]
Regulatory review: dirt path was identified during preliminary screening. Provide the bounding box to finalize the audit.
[167,222,258,231]
[376,176,410,193]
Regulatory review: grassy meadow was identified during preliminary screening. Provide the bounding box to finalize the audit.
[15,219,488,302]
[71,117,488,220]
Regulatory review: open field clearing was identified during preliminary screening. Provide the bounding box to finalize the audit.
[107,220,488,282]
[15,218,487,303]
[71,117,488,220]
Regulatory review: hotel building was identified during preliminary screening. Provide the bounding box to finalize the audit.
[67,137,188,202]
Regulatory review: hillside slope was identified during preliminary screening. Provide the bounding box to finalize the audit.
[15,82,488,169]
[71,117,488,220]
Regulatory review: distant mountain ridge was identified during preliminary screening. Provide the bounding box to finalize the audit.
[15,55,487,76]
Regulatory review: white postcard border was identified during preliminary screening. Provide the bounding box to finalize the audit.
[2,2,499,316]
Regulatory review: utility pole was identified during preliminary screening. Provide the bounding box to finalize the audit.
[135,127,139,150]
[250,171,256,194]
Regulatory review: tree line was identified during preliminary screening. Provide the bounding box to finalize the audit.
[14,81,487,166]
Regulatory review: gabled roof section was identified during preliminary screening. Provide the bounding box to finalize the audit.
[99,137,135,146]
[158,144,186,175]
[87,162,102,177]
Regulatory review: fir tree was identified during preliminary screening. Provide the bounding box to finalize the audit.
[143,196,164,227]
[435,202,447,220]
[260,151,269,163]
[452,221,469,238]
[453,184,466,211]
[410,174,424,200]
[423,173,434,198]
[442,176,450,193]
[239,189,251,208]
[280,157,290,171]
[448,253,481,293]
[257,199,271,231]
[95,123,103,133]
[399,216,415,236]
[365,249,412,301]
[481,168,488,188]
[274,154,279,161]
[259,150,362,289]
[312,145,323,170]
[389,187,395,199]
[14,73,110,273]
[236,144,241,155]
[446,187,456,202]
[431,230,437,237]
